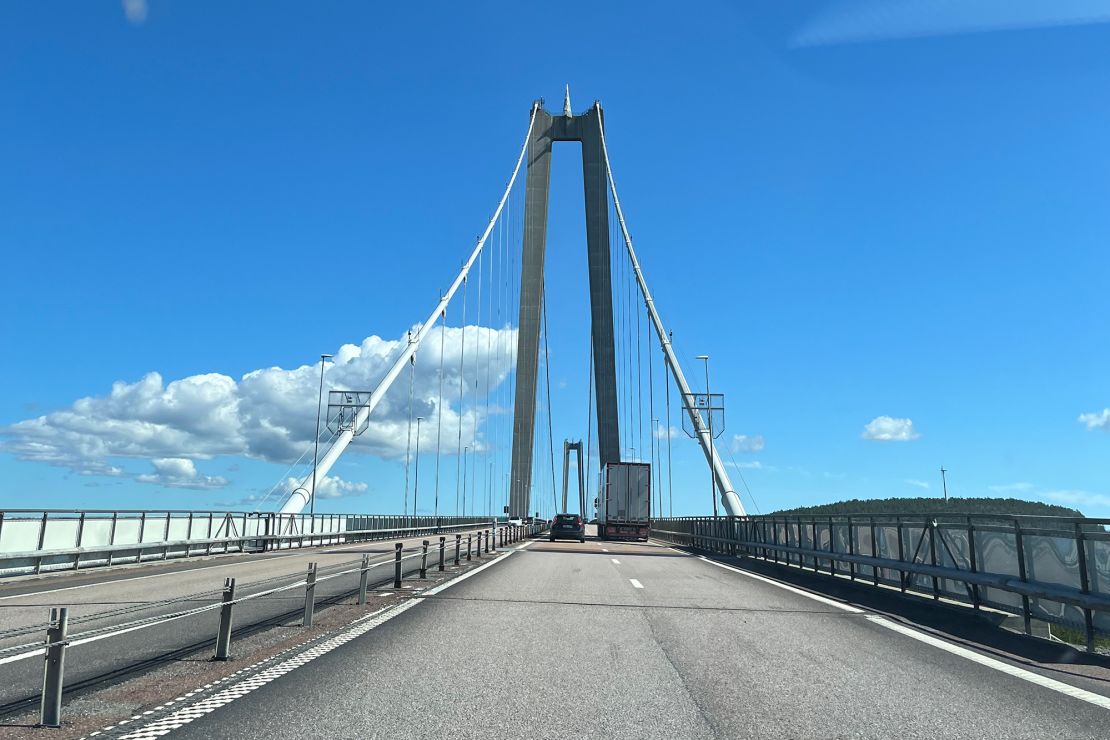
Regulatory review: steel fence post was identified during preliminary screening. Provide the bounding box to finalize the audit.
[846,517,855,581]
[420,540,429,578]
[214,577,236,660]
[439,536,446,571]
[1074,522,1095,652]
[811,519,818,571]
[455,535,461,565]
[1013,519,1032,635]
[929,519,940,600]
[394,543,403,588]
[467,534,472,561]
[870,517,879,587]
[39,607,68,728]
[358,554,370,605]
[896,519,906,592]
[967,517,980,610]
[302,563,317,627]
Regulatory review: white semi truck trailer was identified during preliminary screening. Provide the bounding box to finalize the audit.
[597,462,651,541]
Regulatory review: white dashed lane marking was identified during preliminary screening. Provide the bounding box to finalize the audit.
[629,579,644,589]
[611,559,621,565]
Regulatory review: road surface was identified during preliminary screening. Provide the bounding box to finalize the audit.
[117,529,1110,739]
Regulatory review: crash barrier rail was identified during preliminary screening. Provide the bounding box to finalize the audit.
[4,521,547,728]
[0,509,498,577]
[653,514,1110,653]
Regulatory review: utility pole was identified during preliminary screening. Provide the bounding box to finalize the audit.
[940,466,949,504]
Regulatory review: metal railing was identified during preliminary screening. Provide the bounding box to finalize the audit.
[653,513,1110,652]
[0,510,498,577]
[4,521,547,728]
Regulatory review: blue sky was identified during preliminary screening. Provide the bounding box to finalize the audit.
[1,1,1108,517]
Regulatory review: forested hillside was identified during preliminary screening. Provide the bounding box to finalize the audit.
[770,497,1083,518]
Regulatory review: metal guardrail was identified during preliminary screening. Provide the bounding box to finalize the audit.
[4,521,547,728]
[0,510,498,577]
[653,513,1110,652]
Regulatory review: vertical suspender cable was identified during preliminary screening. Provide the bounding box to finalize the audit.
[665,333,674,517]
[403,343,415,521]
[542,289,558,515]
[472,248,482,504]
[456,275,468,515]
[646,309,656,515]
[585,338,594,513]
[434,308,446,518]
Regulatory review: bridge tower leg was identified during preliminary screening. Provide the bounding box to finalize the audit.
[508,99,621,519]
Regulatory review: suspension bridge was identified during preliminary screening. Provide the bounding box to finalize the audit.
[1,92,1108,738]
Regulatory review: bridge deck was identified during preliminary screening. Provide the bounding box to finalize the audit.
[102,527,1110,739]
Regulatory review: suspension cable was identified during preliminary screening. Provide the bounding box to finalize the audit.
[471,252,481,513]
[456,273,468,516]
[646,307,656,514]
[403,343,415,520]
[665,331,674,517]
[542,287,558,515]
[434,307,446,518]
[584,333,594,514]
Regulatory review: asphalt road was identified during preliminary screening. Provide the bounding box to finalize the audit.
[145,529,1110,739]
[0,525,497,718]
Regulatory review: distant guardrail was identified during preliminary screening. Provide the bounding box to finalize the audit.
[653,513,1110,653]
[0,510,498,577]
[1,521,546,728]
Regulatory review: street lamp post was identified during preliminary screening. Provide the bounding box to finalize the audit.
[696,354,719,518]
[310,353,334,531]
[413,416,424,519]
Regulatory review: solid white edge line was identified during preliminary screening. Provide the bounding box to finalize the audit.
[696,555,863,613]
[629,579,644,589]
[693,552,1110,712]
[866,615,1110,711]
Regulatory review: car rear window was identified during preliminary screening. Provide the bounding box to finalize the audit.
[555,515,579,522]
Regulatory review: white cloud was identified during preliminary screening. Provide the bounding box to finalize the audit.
[1078,408,1110,431]
[121,0,148,25]
[729,434,765,454]
[653,423,681,440]
[861,416,920,442]
[2,325,517,484]
[136,457,228,490]
[793,0,1110,47]
[282,475,368,500]
[904,479,930,490]
[727,460,775,472]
